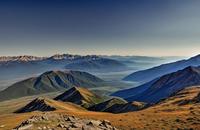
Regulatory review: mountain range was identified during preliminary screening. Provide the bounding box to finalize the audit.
[0,70,104,101]
[124,54,200,83]
[0,54,128,88]
[113,66,200,103]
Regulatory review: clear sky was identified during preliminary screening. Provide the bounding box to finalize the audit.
[0,0,200,57]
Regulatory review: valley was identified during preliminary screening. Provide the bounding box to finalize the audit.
[0,54,199,130]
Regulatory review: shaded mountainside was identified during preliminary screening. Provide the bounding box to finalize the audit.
[15,97,56,113]
[55,87,104,108]
[111,79,157,99]
[0,70,104,101]
[15,97,85,113]
[124,54,200,83]
[113,66,200,104]
[89,98,127,112]
[89,98,147,113]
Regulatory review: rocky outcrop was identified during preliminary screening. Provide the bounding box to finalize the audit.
[14,113,118,130]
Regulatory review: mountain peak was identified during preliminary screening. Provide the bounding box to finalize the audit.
[55,87,104,108]
[15,97,56,113]
[188,54,200,61]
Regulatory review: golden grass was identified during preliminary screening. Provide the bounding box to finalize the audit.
[1,86,200,130]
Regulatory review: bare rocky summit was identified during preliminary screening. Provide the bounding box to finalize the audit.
[14,113,118,130]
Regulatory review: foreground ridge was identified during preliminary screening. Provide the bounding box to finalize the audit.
[14,113,118,130]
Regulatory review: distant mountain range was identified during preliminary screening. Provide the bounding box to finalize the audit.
[0,70,104,101]
[65,58,127,72]
[124,54,200,83]
[0,54,128,88]
[113,66,200,103]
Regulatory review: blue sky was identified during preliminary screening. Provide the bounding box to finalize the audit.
[0,0,200,56]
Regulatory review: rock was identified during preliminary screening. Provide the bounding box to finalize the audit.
[87,120,102,126]
[65,117,76,122]
[17,124,33,130]
[71,123,83,128]
[57,123,66,128]
[14,113,118,130]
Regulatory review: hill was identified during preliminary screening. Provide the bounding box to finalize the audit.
[124,54,200,83]
[15,97,85,113]
[0,70,104,101]
[55,87,104,108]
[113,66,200,103]
[89,98,147,113]
[1,86,200,130]
[89,98,127,112]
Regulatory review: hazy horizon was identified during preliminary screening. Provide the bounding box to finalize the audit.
[0,0,200,57]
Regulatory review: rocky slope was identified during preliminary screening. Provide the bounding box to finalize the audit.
[55,87,104,108]
[14,113,118,130]
[0,70,104,101]
[124,54,200,83]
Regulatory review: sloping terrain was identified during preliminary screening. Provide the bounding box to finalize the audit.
[89,98,127,112]
[124,54,200,83]
[1,86,200,130]
[113,66,200,103]
[15,97,85,113]
[15,97,56,113]
[89,98,147,113]
[14,113,118,130]
[0,70,104,101]
[55,87,104,108]
[111,79,157,98]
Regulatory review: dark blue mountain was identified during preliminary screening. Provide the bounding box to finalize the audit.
[123,54,200,83]
[113,66,200,104]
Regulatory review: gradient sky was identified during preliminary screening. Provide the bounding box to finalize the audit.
[0,0,200,57]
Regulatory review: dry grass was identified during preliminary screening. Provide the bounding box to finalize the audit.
[1,86,200,130]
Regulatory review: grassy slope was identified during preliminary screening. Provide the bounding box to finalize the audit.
[1,86,200,130]
[0,70,105,101]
